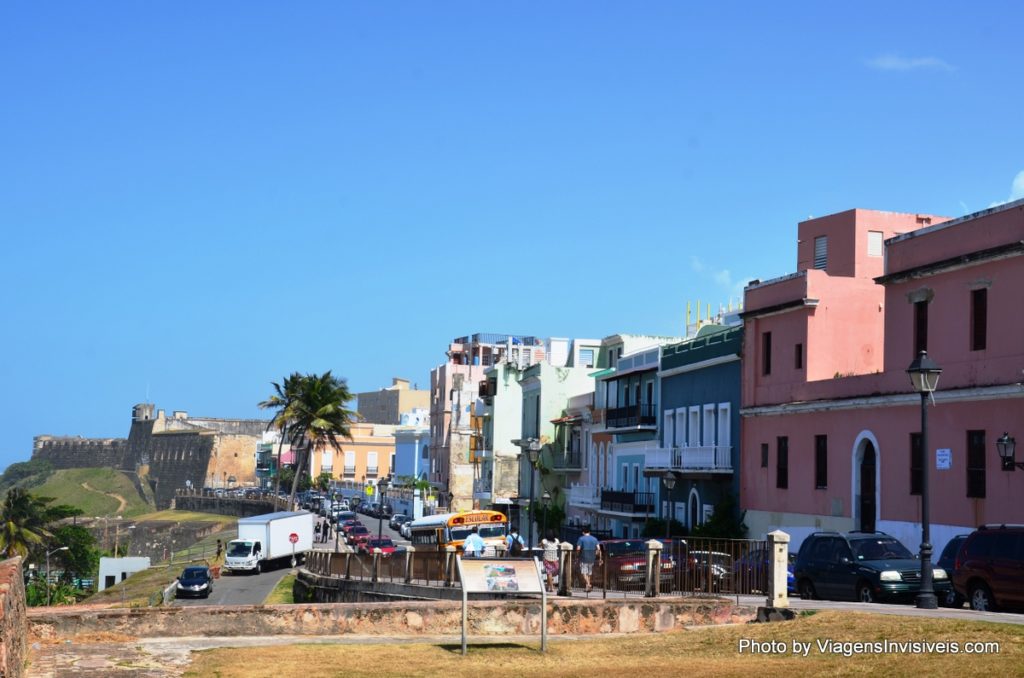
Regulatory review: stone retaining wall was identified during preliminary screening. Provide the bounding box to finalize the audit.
[173,495,279,518]
[0,557,27,678]
[28,598,755,640]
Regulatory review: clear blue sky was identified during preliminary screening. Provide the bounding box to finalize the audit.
[2,2,1023,471]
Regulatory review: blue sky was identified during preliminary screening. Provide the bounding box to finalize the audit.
[2,2,1023,471]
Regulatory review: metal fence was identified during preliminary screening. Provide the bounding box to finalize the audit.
[305,537,774,599]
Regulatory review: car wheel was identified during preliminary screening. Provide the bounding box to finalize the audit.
[942,587,964,608]
[857,582,875,603]
[798,579,817,600]
[969,582,996,612]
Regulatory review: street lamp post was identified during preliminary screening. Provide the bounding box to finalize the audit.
[45,546,69,606]
[907,349,942,610]
[541,491,551,540]
[377,479,389,540]
[526,439,541,551]
[662,474,676,539]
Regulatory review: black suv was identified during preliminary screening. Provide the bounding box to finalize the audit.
[794,531,952,603]
[951,524,1024,612]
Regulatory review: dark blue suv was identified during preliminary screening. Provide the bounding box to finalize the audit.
[794,531,952,603]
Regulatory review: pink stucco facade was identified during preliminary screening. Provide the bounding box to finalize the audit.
[740,201,1024,553]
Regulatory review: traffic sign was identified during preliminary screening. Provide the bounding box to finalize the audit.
[365,485,374,496]
[289,532,299,544]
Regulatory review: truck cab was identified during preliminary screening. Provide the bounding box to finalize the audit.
[224,539,263,574]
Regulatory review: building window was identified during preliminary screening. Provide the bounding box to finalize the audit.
[814,236,828,270]
[794,343,803,370]
[910,433,923,496]
[579,348,595,368]
[776,436,788,489]
[814,435,827,489]
[971,288,987,351]
[867,230,884,257]
[914,301,928,356]
[761,332,772,376]
[967,430,986,498]
[760,443,768,468]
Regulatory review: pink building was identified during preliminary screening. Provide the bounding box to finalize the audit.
[741,201,1024,554]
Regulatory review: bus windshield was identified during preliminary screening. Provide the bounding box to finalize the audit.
[451,524,506,541]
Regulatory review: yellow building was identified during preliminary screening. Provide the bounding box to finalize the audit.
[308,422,397,487]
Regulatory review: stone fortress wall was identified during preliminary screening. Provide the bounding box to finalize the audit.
[32,404,266,510]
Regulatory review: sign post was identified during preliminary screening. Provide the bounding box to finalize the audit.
[456,556,546,655]
[289,532,298,567]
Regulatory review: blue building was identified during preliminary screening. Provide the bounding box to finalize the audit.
[648,325,742,531]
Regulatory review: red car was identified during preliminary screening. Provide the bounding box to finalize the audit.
[359,537,398,556]
[346,525,370,546]
[340,520,364,537]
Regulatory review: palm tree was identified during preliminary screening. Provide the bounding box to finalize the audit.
[280,371,356,507]
[258,372,305,506]
[0,488,54,559]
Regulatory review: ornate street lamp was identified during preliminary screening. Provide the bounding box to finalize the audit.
[662,473,677,539]
[526,439,541,551]
[907,349,942,610]
[997,432,1023,471]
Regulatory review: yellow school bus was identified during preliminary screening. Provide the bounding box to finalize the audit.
[406,510,507,552]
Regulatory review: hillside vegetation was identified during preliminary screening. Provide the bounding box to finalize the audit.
[33,468,153,517]
[0,459,56,494]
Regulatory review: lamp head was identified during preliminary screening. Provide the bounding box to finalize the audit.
[906,350,942,393]
[997,433,1017,471]
[663,474,676,490]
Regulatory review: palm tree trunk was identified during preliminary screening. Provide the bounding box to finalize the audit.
[272,429,287,509]
[288,436,309,509]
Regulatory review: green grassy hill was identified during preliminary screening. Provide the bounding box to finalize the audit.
[33,468,153,518]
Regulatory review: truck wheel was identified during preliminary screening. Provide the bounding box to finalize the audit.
[255,562,262,575]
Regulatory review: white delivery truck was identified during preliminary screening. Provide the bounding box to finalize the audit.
[224,511,314,575]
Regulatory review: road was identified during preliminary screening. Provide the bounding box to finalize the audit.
[173,565,292,607]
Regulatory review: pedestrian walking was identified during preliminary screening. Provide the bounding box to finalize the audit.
[541,529,560,592]
[462,526,485,558]
[576,525,601,592]
[506,525,525,556]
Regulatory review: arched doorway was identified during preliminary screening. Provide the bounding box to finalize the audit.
[860,446,876,536]
[688,488,701,529]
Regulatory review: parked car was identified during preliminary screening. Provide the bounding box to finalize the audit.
[936,534,970,608]
[732,547,797,595]
[952,524,1024,612]
[400,521,414,540]
[359,537,398,556]
[595,539,675,591]
[334,511,358,526]
[389,514,411,531]
[175,566,213,599]
[794,530,952,603]
[690,550,734,593]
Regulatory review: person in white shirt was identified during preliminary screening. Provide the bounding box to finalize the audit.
[462,526,486,558]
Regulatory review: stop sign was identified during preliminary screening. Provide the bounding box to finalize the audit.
[289,532,299,544]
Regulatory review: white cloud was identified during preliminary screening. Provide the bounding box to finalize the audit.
[989,170,1024,208]
[689,256,751,300]
[865,55,954,72]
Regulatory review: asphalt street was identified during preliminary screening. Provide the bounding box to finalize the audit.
[173,565,292,607]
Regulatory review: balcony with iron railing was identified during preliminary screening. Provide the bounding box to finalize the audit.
[600,489,655,515]
[343,466,356,476]
[604,404,657,430]
[645,446,733,473]
[366,466,379,477]
[550,447,584,471]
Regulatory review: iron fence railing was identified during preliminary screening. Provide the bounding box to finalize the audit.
[600,490,655,514]
[605,404,657,429]
[304,537,773,599]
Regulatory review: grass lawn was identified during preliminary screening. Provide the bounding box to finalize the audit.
[33,468,152,517]
[133,509,234,523]
[263,573,296,605]
[185,611,1024,678]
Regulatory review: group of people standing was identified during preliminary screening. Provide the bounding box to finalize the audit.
[462,524,604,593]
[315,518,333,544]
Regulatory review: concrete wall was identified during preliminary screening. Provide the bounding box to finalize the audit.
[0,557,27,678]
[174,495,279,518]
[27,597,755,640]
